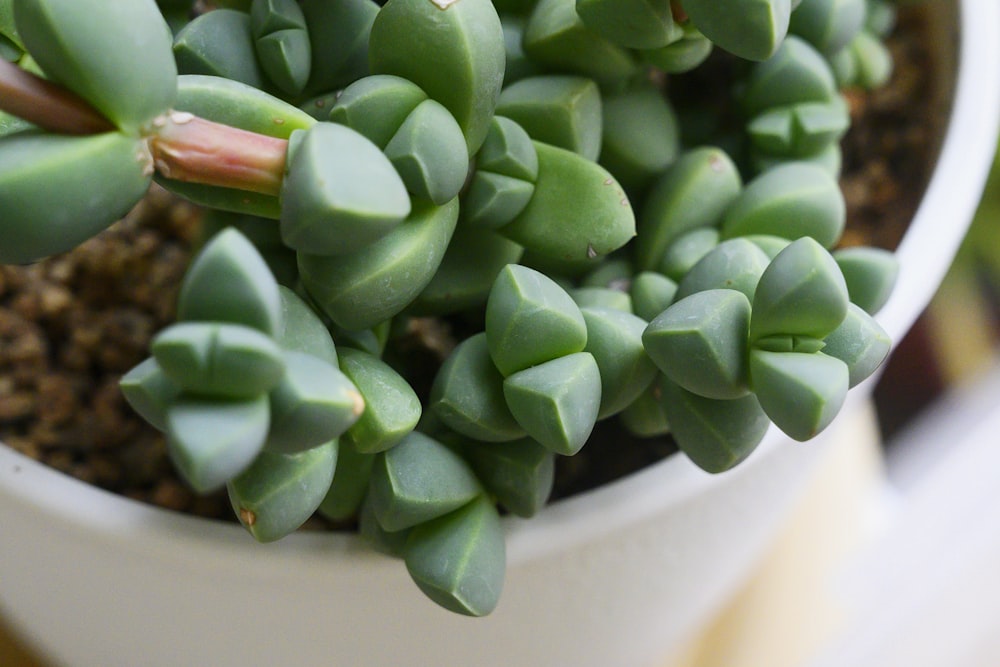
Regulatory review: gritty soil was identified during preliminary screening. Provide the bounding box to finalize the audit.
[0,6,944,523]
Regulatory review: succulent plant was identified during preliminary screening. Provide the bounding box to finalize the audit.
[0,0,905,615]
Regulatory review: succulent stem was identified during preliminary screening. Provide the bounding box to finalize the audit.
[146,112,288,196]
[0,57,115,135]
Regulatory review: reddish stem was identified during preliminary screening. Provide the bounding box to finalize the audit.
[147,111,288,197]
[0,57,115,134]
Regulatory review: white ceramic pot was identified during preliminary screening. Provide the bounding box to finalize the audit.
[2,2,998,665]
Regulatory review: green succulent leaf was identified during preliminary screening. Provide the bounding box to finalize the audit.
[430,332,526,442]
[500,141,636,266]
[177,227,283,336]
[175,75,315,139]
[412,225,525,315]
[747,98,850,159]
[643,289,752,400]
[328,74,428,148]
[166,394,271,493]
[721,162,845,247]
[636,147,742,272]
[582,307,658,418]
[475,115,540,181]
[572,287,632,313]
[848,29,893,90]
[681,0,791,61]
[369,0,505,155]
[833,246,899,314]
[495,75,602,161]
[619,375,671,437]
[119,357,182,432]
[819,303,891,388]
[675,238,771,303]
[502,352,602,455]
[485,264,588,376]
[463,436,554,518]
[298,197,459,331]
[265,350,364,454]
[749,349,848,441]
[338,347,421,454]
[599,81,681,193]
[461,171,537,230]
[0,131,151,263]
[750,237,849,341]
[789,0,865,55]
[639,23,713,73]
[575,0,676,50]
[318,438,375,521]
[14,0,176,131]
[384,99,470,204]
[658,228,721,281]
[299,0,379,96]
[404,495,505,617]
[228,440,337,542]
[152,322,286,399]
[359,494,411,556]
[630,271,678,322]
[275,286,338,364]
[522,0,638,87]
[251,0,311,96]
[741,36,838,116]
[659,379,770,473]
[370,431,482,532]
[173,9,266,90]
[280,123,411,255]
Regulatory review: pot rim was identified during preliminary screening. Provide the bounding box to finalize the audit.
[1,0,998,569]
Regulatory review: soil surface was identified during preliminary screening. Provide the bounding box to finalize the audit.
[0,7,942,523]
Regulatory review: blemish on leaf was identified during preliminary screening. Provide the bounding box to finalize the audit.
[169,111,195,125]
[240,507,257,526]
[430,0,460,8]
[274,118,285,125]
[587,244,598,259]
[350,390,366,417]
[604,178,614,185]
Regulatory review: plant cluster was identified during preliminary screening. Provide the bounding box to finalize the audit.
[1,0,903,615]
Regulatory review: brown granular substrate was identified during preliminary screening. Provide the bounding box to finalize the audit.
[0,6,943,522]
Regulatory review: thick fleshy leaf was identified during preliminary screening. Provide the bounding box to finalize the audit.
[299,0,378,95]
[318,438,375,521]
[280,123,411,255]
[485,264,587,376]
[369,431,482,532]
[620,375,671,437]
[720,162,845,247]
[265,351,364,453]
[636,147,742,271]
[177,227,283,336]
[502,352,602,455]
[298,197,459,331]
[582,307,658,418]
[630,271,678,322]
[14,0,176,131]
[495,75,602,161]
[674,238,771,303]
[643,289,752,400]
[849,29,893,90]
[746,99,850,159]
[475,115,539,182]
[659,379,770,473]
[640,23,713,74]
[384,99,470,204]
[0,131,151,263]
[369,0,505,155]
[575,0,676,49]
[359,494,411,556]
[522,0,637,87]
[275,286,337,364]
[657,228,721,281]
[119,357,181,432]
[412,225,524,315]
[741,36,838,116]
[788,0,865,54]
[500,141,636,266]
[833,246,899,314]
[749,349,849,441]
[463,436,554,518]
[681,0,791,61]
[173,9,265,90]
[166,395,271,493]
[228,440,337,542]
[750,237,849,341]
[572,287,632,313]
[404,495,505,617]
[339,347,421,453]
[819,303,891,387]
[251,0,311,95]
[152,322,286,399]
[430,333,526,442]
[599,82,681,193]
[328,74,427,148]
